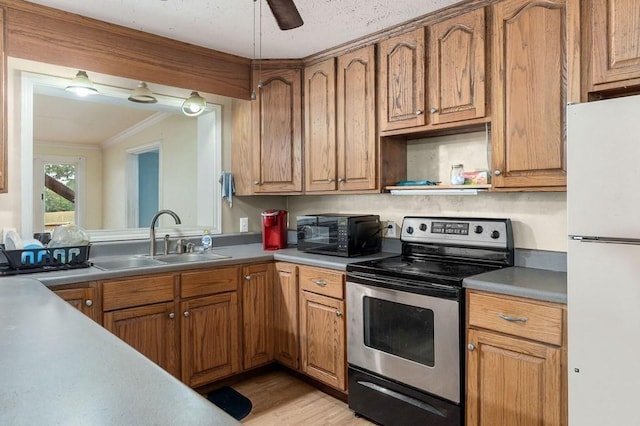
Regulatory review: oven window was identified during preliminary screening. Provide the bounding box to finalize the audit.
[363,296,435,367]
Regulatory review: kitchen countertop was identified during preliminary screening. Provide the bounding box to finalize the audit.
[463,266,567,304]
[11,244,397,287]
[0,278,239,425]
[0,242,565,424]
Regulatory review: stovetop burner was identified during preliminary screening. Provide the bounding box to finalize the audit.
[347,255,501,286]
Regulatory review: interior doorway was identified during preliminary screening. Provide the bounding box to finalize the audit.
[126,142,161,228]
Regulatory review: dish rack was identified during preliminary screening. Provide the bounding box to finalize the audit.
[0,245,91,273]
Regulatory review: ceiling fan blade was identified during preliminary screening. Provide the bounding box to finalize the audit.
[266,0,304,30]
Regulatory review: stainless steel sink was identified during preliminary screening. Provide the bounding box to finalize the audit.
[93,256,167,271]
[146,252,230,263]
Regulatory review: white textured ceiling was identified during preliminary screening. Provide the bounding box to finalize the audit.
[25,0,463,59]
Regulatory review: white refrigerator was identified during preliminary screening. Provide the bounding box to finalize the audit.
[567,94,640,425]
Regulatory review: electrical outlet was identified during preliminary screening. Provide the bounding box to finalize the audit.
[240,217,249,233]
[386,221,397,238]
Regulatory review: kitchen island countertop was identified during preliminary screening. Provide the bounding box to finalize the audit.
[463,266,567,304]
[0,278,239,426]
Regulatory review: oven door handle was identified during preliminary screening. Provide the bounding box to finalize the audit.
[347,272,460,300]
[357,381,447,418]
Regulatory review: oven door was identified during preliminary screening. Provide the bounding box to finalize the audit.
[346,279,461,404]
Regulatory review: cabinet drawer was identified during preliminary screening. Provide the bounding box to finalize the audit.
[181,267,239,298]
[299,266,344,299]
[103,275,175,311]
[468,292,564,346]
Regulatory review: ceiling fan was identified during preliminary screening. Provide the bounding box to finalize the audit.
[265,0,304,30]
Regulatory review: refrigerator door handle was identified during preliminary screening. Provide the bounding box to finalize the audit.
[570,236,640,245]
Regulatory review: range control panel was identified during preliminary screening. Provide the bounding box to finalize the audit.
[401,217,512,249]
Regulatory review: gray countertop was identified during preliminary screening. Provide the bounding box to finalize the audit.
[0,242,565,424]
[0,278,239,426]
[463,266,567,304]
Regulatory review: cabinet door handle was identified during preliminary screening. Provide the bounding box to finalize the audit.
[253,180,260,185]
[245,275,252,280]
[328,178,335,182]
[429,107,438,114]
[467,343,475,351]
[498,313,527,323]
[183,311,190,318]
[415,109,423,115]
[85,299,93,307]
[168,312,175,319]
[312,279,327,287]
[494,170,502,176]
[337,177,345,183]
[336,311,343,317]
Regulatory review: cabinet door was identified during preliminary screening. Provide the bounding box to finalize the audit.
[491,0,577,190]
[379,28,426,131]
[252,67,302,193]
[241,263,274,370]
[54,283,99,322]
[466,328,563,426]
[305,58,337,192]
[104,302,179,378]
[336,45,377,192]
[273,262,299,369]
[181,292,240,387]
[591,0,640,87]
[300,290,346,391]
[429,8,486,124]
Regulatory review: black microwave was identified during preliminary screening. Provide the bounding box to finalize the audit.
[296,214,381,257]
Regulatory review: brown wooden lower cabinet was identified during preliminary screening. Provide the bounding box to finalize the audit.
[180,292,240,387]
[53,282,100,322]
[466,290,567,426]
[299,288,346,391]
[241,263,274,370]
[103,301,180,378]
[273,262,299,369]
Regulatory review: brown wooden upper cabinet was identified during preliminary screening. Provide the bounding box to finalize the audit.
[491,0,579,190]
[336,45,378,192]
[378,8,486,133]
[304,58,338,192]
[251,67,303,193]
[304,46,378,193]
[589,0,640,92]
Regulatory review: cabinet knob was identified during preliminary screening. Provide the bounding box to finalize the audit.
[183,311,190,317]
[336,311,343,317]
[85,299,93,307]
[168,312,175,319]
[467,343,475,351]
[253,180,260,185]
[337,177,345,183]
[245,275,252,280]
[494,170,502,176]
[328,178,335,182]
[312,279,327,287]
[415,109,424,115]
[429,107,438,114]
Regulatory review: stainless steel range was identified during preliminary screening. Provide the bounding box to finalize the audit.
[346,216,514,426]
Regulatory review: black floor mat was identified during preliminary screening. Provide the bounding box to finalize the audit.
[206,386,253,421]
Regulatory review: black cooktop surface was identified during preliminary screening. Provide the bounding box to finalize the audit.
[347,255,500,286]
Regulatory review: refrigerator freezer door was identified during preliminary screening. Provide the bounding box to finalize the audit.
[567,95,640,239]
[568,239,640,425]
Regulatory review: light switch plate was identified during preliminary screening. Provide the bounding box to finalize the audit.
[240,217,249,233]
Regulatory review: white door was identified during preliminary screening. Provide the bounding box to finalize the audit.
[568,239,640,425]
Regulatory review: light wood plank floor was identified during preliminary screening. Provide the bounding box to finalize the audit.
[232,370,375,425]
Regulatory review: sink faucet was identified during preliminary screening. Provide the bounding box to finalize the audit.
[149,210,182,257]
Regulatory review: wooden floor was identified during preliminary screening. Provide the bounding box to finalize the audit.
[232,370,375,425]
